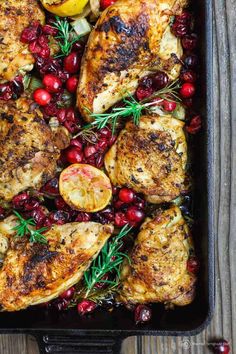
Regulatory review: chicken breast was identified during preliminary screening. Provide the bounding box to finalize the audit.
[118,206,196,306]
[0,0,45,82]
[0,215,114,311]
[104,115,187,204]
[0,99,70,201]
[77,0,186,121]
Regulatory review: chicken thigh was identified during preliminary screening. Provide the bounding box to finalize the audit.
[77,0,186,121]
[0,0,45,81]
[104,115,187,204]
[0,99,69,201]
[119,206,196,306]
[0,215,113,311]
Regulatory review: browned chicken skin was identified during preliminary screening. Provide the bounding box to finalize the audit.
[0,216,114,311]
[0,0,45,81]
[105,115,187,203]
[77,0,187,121]
[119,206,196,306]
[0,99,69,201]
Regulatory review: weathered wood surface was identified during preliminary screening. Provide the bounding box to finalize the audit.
[0,0,235,352]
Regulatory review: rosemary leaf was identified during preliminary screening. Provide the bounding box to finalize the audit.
[53,16,81,57]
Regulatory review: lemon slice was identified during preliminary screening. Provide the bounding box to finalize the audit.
[59,164,112,212]
[40,0,89,17]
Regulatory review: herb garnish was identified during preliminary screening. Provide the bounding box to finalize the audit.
[84,224,132,297]
[13,211,48,244]
[84,80,181,134]
[52,16,81,57]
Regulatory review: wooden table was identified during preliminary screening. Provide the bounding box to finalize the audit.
[1,0,235,352]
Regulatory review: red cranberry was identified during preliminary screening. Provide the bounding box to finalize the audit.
[100,0,117,10]
[23,197,40,211]
[43,74,62,93]
[12,192,29,210]
[186,115,202,134]
[57,108,67,123]
[39,47,50,59]
[42,24,58,36]
[152,71,169,90]
[31,206,47,225]
[66,76,79,93]
[182,33,197,50]
[33,88,52,106]
[180,83,195,98]
[126,206,145,223]
[136,86,153,101]
[72,41,85,53]
[63,147,84,163]
[70,138,83,150]
[0,207,5,220]
[77,300,97,316]
[184,54,198,68]
[134,196,146,209]
[95,154,104,169]
[172,22,188,37]
[115,212,128,227]
[53,298,69,311]
[41,216,53,228]
[94,274,109,289]
[64,120,80,134]
[96,138,108,152]
[20,21,41,43]
[187,256,200,273]
[134,305,152,324]
[54,196,69,210]
[183,97,193,107]
[163,100,177,112]
[99,127,112,139]
[108,134,117,147]
[75,212,91,222]
[49,210,70,225]
[112,186,118,195]
[119,188,134,203]
[0,83,13,101]
[84,145,97,158]
[43,103,58,117]
[114,200,127,210]
[38,35,49,48]
[213,340,230,354]
[41,177,59,196]
[59,287,75,300]
[176,12,192,24]
[64,52,80,74]
[180,70,197,83]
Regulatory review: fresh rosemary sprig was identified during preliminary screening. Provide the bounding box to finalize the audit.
[84,224,132,298]
[52,16,81,57]
[13,211,48,244]
[84,80,181,133]
[74,128,99,145]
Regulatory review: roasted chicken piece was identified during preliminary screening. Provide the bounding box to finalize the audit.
[0,215,113,311]
[104,115,187,204]
[77,0,186,121]
[0,99,69,201]
[119,206,196,306]
[0,0,45,81]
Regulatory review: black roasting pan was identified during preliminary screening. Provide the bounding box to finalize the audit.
[0,0,214,352]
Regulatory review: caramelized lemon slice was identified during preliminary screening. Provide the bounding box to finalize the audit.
[59,164,112,212]
[40,0,89,17]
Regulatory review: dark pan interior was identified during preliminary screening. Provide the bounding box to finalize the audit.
[0,0,214,336]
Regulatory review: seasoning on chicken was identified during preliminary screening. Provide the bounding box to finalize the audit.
[0,99,70,201]
[118,206,196,306]
[104,115,187,204]
[0,215,114,311]
[0,0,45,81]
[77,0,187,121]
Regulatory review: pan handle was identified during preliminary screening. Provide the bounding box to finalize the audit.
[35,333,125,354]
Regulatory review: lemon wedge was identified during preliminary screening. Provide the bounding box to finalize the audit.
[59,164,112,213]
[40,0,89,17]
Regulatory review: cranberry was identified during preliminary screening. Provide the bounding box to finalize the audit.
[94,274,109,289]
[112,186,118,195]
[23,197,40,211]
[43,103,58,117]
[0,83,13,101]
[41,216,53,228]
[59,287,75,300]
[182,33,197,50]
[186,115,202,134]
[180,83,195,98]
[77,300,97,316]
[152,71,169,90]
[136,86,153,101]
[119,188,134,203]
[114,200,127,210]
[134,305,152,324]
[184,54,198,69]
[66,76,79,93]
[172,22,188,37]
[33,88,52,106]
[176,12,192,24]
[72,41,85,53]
[96,138,108,151]
[101,207,115,221]
[183,97,193,107]
[57,108,67,123]
[134,196,146,209]
[42,24,58,36]
[95,154,104,169]
[64,120,80,134]
[163,100,177,112]
[75,212,91,222]
[115,212,128,227]
[187,256,200,273]
[20,22,41,43]
[64,52,80,74]
[53,298,69,311]
[108,134,117,146]
[49,210,70,225]
[84,145,97,158]
[12,192,29,210]
[41,177,59,196]
[43,74,62,93]
[99,127,112,139]
[126,206,145,223]
[213,340,230,354]
[70,138,83,150]
[63,147,84,163]
[55,196,69,210]
[180,70,197,83]
[0,207,5,220]
[100,0,117,10]
[31,206,47,225]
